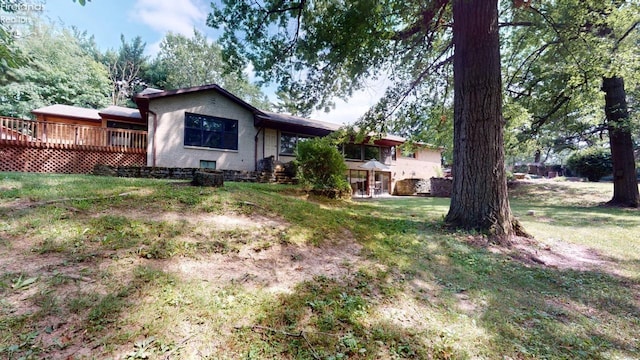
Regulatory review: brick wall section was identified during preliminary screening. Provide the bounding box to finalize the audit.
[0,145,145,174]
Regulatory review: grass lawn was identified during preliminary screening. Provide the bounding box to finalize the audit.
[0,172,638,359]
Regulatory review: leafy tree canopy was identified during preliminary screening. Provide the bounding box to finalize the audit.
[0,20,110,118]
[503,0,640,161]
[208,0,454,140]
[151,29,269,109]
[103,35,149,107]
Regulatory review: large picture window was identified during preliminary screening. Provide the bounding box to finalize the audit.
[342,143,391,163]
[184,112,238,150]
[280,132,311,155]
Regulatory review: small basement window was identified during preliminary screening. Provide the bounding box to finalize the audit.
[199,160,216,169]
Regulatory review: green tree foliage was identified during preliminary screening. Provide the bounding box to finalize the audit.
[503,0,639,206]
[294,137,350,197]
[0,1,28,84]
[566,148,613,182]
[104,35,149,107]
[152,29,269,108]
[210,0,527,239]
[0,26,24,85]
[2,1,90,84]
[503,1,639,153]
[0,21,110,118]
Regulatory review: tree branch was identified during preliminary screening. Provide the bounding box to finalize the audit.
[613,20,639,52]
[392,0,449,42]
[499,21,534,27]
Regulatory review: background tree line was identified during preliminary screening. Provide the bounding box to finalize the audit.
[0,17,269,119]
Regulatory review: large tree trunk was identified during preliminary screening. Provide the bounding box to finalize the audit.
[602,77,639,208]
[445,0,528,242]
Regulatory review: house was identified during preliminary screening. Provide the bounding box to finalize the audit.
[2,83,441,194]
[134,84,442,195]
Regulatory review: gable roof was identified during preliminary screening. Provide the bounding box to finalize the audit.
[134,84,262,116]
[32,104,101,121]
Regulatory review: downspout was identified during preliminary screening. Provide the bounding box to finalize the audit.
[149,110,158,167]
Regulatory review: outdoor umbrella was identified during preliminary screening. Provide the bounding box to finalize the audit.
[359,159,390,196]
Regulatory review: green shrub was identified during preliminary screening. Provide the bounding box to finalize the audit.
[294,137,351,198]
[566,148,613,182]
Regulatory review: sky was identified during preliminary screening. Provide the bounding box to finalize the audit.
[31,0,386,124]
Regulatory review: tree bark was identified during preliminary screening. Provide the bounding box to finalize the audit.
[445,0,528,242]
[602,77,639,208]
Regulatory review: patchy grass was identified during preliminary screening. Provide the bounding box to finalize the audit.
[0,172,639,359]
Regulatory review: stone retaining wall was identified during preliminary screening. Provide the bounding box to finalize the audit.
[394,178,430,196]
[93,164,296,184]
[430,177,453,197]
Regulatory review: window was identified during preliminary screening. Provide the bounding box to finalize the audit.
[343,143,362,160]
[184,112,238,150]
[280,132,312,155]
[364,145,380,161]
[106,121,146,131]
[199,160,216,169]
[381,146,393,164]
[342,143,387,161]
[347,170,368,196]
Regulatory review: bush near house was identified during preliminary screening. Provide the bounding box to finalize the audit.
[294,137,351,198]
[566,147,613,182]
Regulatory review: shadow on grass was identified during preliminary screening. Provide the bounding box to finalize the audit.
[243,273,463,359]
[302,200,640,359]
[2,177,638,358]
[512,204,640,228]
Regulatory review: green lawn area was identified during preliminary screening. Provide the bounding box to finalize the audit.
[1,172,638,359]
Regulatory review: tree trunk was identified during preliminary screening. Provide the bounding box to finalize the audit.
[445,0,528,242]
[602,77,639,208]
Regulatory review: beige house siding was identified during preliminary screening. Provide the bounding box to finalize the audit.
[141,86,442,189]
[391,148,441,183]
[147,90,257,170]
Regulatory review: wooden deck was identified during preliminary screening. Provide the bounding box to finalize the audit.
[0,116,147,153]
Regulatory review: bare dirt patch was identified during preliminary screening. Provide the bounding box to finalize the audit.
[1,207,372,359]
[469,236,624,276]
[161,237,368,293]
[90,207,373,292]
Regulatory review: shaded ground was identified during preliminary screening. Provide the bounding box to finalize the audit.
[1,196,629,359]
[1,177,638,359]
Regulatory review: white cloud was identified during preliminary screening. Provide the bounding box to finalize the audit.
[146,40,163,58]
[310,77,391,125]
[129,0,207,37]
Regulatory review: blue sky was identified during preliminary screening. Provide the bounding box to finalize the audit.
[36,0,384,124]
[43,0,218,55]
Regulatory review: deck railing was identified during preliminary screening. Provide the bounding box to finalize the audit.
[0,116,147,152]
